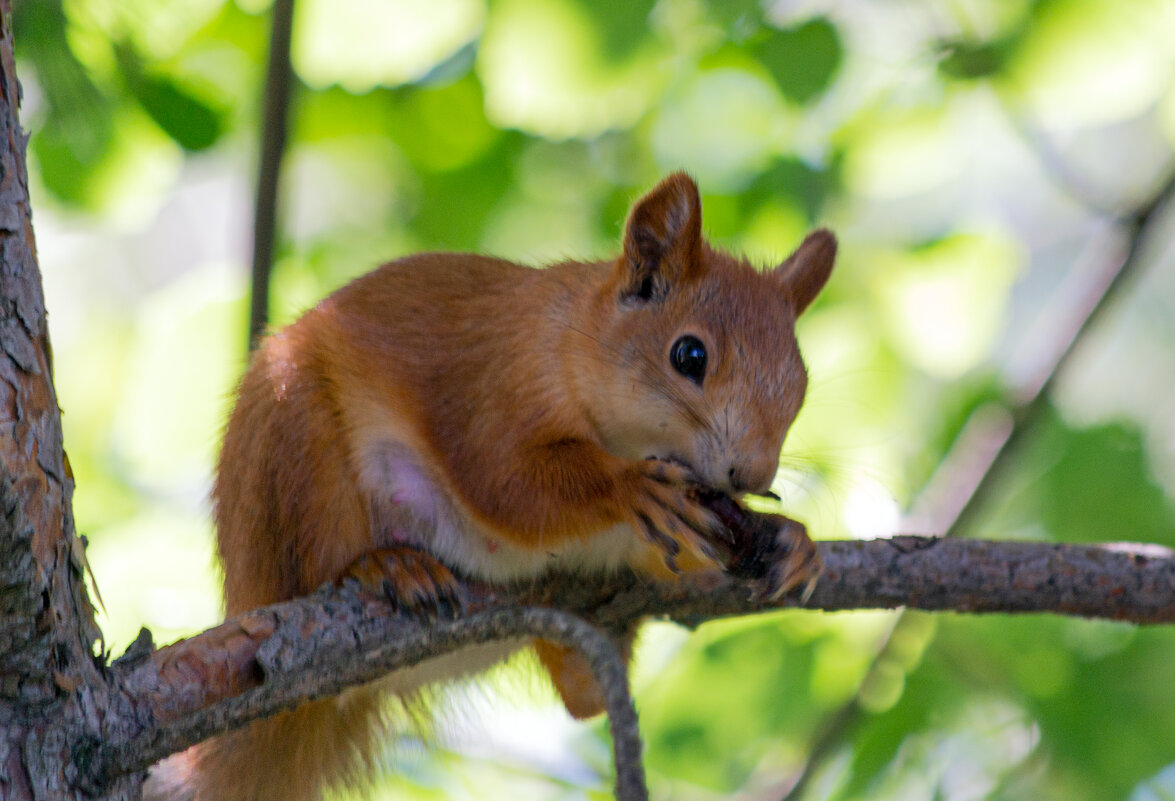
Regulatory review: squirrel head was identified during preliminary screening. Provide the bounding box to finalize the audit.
[584,172,836,495]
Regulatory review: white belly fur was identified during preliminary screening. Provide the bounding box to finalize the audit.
[353,436,638,696]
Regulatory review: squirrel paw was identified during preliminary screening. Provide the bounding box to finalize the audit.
[759,517,822,603]
[627,458,727,574]
[340,546,465,619]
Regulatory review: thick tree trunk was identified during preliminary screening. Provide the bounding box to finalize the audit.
[0,3,135,798]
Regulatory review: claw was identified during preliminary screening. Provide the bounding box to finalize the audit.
[339,546,466,619]
[629,459,728,572]
[638,513,680,555]
[754,517,823,601]
[800,575,819,604]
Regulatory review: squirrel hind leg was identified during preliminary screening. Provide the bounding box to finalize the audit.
[535,628,636,720]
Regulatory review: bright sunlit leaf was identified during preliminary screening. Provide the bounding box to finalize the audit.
[1004,0,1175,129]
[651,66,788,190]
[479,0,667,138]
[873,232,1023,379]
[294,0,485,91]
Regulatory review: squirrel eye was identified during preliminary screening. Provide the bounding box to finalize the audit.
[670,335,707,384]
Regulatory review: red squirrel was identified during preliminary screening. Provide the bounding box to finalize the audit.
[177,173,835,801]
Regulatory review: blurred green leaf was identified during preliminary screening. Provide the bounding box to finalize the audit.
[566,0,658,60]
[17,0,115,205]
[650,64,786,190]
[479,0,667,139]
[31,117,114,207]
[387,74,500,172]
[294,85,395,143]
[296,0,483,92]
[115,43,225,151]
[937,36,1020,80]
[753,18,842,105]
[935,616,1175,800]
[641,616,826,790]
[1003,0,1172,129]
[834,616,953,799]
[1024,410,1175,546]
[744,154,841,222]
[409,132,527,251]
[704,0,764,39]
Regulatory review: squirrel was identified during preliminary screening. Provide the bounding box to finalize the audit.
[166,172,835,801]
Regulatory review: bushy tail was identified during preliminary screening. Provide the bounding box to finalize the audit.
[143,752,196,801]
[146,687,387,801]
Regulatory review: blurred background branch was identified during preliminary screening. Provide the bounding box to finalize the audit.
[247,0,295,351]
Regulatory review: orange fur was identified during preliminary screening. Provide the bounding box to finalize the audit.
[178,173,836,800]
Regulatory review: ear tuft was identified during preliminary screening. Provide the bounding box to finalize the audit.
[774,229,836,315]
[618,172,703,299]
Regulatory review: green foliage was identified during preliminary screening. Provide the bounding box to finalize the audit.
[753,18,843,105]
[567,0,659,60]
[745,154,842,224]
[114,43,225,151]
[17,0,114,206]
[642,618,823,789]
[16,0,1175,798]
[937,36,1020,80]
[703,0,765,39]
[1022,411,1175,547]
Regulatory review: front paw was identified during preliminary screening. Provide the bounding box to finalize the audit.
[692,491,822,601]
[759,517,822,602]
[624,458,727,574]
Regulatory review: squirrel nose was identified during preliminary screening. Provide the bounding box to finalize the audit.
[726,457,777,495]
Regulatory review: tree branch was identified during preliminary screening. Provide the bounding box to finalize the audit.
[91,536,1175,793]
[104,603,648,801]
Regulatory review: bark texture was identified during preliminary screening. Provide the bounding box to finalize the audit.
[0,2,135,797]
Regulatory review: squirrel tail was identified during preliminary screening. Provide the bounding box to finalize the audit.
[147,687,387,801]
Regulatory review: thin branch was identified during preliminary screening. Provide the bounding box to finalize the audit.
[248,0,296,352]
[537,538,1175,629]
[91,536,1175,793]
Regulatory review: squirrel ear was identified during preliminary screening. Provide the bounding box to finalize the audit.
[619,172,703,300]
[774,229,836,315]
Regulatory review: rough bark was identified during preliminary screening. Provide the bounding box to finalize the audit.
[0,2,134,797]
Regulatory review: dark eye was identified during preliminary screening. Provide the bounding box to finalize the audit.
[670,335,707,384]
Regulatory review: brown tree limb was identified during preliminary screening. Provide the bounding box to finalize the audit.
[89,536,1175,793]
[103,603,648,801]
